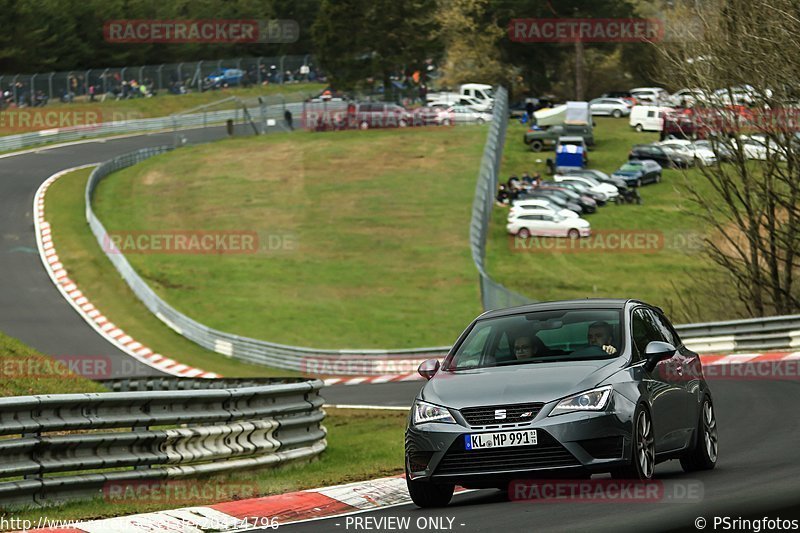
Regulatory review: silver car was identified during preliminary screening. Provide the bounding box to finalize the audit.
[589,98,631,118]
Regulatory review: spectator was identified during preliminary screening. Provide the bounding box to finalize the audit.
[284,109,293,130]
[496,184,510,205]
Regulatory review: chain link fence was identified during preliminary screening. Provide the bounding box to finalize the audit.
[0,55,317,106]
[470,86,535,311]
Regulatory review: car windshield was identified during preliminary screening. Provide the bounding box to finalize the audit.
[445,309,623,369]
[619,163,642,172]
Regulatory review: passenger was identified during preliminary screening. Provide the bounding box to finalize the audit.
[514,335,544,360]
[588,321,617,355]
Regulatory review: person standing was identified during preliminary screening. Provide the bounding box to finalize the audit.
[284,109,294,130]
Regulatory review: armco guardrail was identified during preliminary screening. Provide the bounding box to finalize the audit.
[86,147,449,373]
[0,378,326,507]
[677,314,800,353]
[469,87,534,311]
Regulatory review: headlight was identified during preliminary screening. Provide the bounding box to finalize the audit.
[413,400,456,425]
[548,385,613,416]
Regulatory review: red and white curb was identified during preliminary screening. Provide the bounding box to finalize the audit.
[30,475,468,533]
[33,165,219,379]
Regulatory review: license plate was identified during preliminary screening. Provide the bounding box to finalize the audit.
[464,429,538,450]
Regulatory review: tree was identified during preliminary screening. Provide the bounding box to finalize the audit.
[658,0,800,316]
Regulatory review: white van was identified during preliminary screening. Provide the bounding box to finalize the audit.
[629,105,674,132]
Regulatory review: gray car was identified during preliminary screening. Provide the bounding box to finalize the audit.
[405,299,717,507]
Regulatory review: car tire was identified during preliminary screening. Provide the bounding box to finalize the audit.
[567,229,580,239]
[530,141,544,152]
[612,405,655,480]
[476,118,485,125]
[399,119,408,128]
[406,471,454,508]
[359,121,370,130]
[612,109,622,118]
[518,228,531,239]
[680,397,718,472]
[442,118,451,126]
[635,124,644,132]
[636,178,643,188]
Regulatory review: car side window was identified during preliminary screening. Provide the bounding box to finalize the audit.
[651,311,682,347]
[631,308,667,358]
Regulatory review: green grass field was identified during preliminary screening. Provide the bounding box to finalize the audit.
[89,127,487,349]
[0,330,107,395]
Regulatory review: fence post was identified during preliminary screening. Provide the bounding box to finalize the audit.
[157,65,164,91]
[256,57,263,85]
[279,55,285,84]
[30,74,36,103]
[196,61,203,91]
[11,74,19,104]
[48,73,54,101]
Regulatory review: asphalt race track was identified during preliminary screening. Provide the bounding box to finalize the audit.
[0,127,244,377]
[2,130,800,531]
[289,379,800,532]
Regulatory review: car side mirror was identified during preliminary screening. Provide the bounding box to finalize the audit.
[418,359,440,380]
[643,341,676,372]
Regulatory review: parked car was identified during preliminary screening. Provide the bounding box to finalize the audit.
[506,210,591,239]
[554,180,609,206]
[429,96,491,113]
[612,160,663,187]
[560,169,629,193]
[554,174,619,200]
[669,88,707,107]
[405,299,718,507]
[205,68,245,88]
[509,200,580,220]
[630,87,670,105]
[536,184,597,213]
[652,142,696,168]
[601,91,638,106]
[524,124,595,151]
[435,105,493,125]
[629,106,674,132]
[693,139,735,162]
[354,102,412,129]
[735,135,785,161]
[658,139,716,166]
[521,191,583,215]
[589,98,632,118]
[629,144,688,168]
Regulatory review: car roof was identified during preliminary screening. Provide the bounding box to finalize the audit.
[478,298,648,320]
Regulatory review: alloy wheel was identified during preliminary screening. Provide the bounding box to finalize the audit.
[636,410,655,478]
[703,401,718,463]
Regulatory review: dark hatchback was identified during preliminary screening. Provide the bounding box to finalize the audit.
[405,299,718,507]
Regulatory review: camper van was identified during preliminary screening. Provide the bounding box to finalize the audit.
[629,105,674,132]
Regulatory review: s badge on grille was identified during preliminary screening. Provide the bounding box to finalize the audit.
[495,409,507,420]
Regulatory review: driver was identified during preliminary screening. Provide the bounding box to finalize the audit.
[588,321,617,355]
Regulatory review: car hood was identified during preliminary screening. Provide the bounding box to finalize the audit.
[421,358,624,408]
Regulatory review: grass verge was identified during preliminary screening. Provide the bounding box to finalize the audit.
[8,408,408,524]
[45,167,299,377]
[0,330,106,395]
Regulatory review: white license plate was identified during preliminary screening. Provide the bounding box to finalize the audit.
[464,429,538,450]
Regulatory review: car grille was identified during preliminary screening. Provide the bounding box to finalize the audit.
[460,403,544,427]
[433,431,579,477]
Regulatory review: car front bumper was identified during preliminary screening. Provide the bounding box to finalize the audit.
[406,402,634,487]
